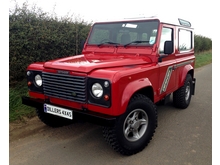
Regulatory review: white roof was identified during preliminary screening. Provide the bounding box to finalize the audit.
[95,15,193,28]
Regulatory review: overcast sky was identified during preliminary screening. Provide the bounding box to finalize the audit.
[9,0,214,38]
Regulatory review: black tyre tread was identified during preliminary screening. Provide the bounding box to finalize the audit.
[103,94,157,156]
[36,108,73,128]
[173,74,192,109]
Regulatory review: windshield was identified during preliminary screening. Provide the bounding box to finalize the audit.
[87,20,159,46]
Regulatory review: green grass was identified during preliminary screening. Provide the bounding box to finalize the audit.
[9,80,36,122]
[195,50,212,68]
[9,50,212,122]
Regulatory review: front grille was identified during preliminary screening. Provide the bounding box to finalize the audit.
[42,72,86,103]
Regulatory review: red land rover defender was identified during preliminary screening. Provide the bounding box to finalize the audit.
[22,16,196,155]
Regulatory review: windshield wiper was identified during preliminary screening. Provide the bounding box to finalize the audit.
[97,42,119,47]
[124,40,149,47]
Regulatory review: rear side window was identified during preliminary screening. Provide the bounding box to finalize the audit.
[178,29,192,51]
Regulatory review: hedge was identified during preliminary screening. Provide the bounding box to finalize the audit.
[9,2,212,86]
[194,34,212,52]
[9,3,91,85]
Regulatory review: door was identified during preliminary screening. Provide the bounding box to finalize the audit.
[158,26,177,95]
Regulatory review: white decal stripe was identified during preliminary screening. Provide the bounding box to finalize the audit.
[160,66,173,94]
[160,60,194,94]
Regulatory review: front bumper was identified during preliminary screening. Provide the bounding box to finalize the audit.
[22,96,116,126]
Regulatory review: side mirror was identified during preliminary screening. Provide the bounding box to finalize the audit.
[164,41,173,54]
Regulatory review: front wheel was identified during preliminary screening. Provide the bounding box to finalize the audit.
[173,74,193,109]
[103,94,157,155]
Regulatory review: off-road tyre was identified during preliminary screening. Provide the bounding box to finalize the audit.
[173,74,193,109]
[103,94,157,156]
[36,108,73,127]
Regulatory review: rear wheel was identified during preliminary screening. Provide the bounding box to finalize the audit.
[103,94,157,155]
[36,108,73,127]
[173,74,193,109]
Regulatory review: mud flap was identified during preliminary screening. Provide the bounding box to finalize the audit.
[192,78,196,95]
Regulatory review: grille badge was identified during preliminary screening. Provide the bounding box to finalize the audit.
[72,92,77,97]
[57,70,69,74]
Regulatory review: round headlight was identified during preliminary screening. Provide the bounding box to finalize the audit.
[35,74,42,87]
[92,83,103,98]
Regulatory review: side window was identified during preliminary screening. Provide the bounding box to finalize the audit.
[159,27,173,54]
[179,29,192,51]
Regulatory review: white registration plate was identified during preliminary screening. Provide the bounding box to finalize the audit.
[44,104,73,120]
